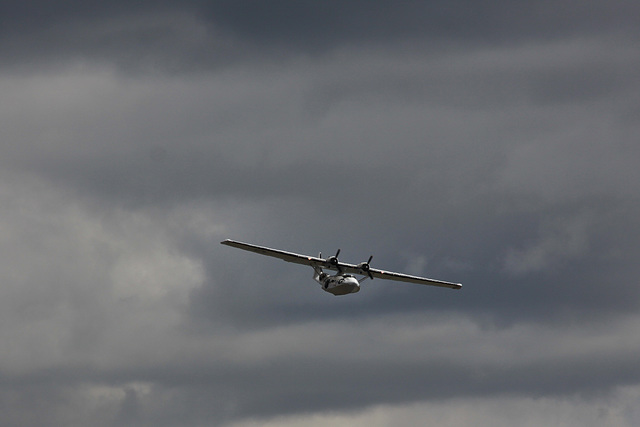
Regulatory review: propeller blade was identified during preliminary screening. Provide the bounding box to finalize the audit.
[355,255,375,280]
[327,249,341,268]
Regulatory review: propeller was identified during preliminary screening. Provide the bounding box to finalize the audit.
[326,249,341,269]
[328,249,340,264]
[357,255,374,280]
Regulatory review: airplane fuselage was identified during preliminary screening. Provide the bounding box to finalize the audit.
[313,270,360,295]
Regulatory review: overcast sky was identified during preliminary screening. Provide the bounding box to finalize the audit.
[1,1,640,426]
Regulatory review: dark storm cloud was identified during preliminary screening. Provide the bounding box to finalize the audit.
[1,1,640,426]
[1,0,639,72]
[201,0,640,45]
[3,31,640,330]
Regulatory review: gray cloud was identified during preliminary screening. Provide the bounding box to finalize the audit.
[1,1,639,72]
[0,1,639,426]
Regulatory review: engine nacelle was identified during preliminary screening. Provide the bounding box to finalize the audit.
[325,249,341,269]
[356,262,370,273]
[356,255,374,279]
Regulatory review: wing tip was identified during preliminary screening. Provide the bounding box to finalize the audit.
[221,239,239,246]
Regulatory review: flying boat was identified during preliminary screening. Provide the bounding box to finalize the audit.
[221,239,462,296]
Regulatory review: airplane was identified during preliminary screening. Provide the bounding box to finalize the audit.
[221,239,462,296]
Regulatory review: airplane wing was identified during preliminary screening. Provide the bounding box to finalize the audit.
[220,239,325,267]
[359,267,461,289]
[221,239,462,290]
[221,239,356,272]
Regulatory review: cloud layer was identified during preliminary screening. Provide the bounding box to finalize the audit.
[1,1,639,426]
